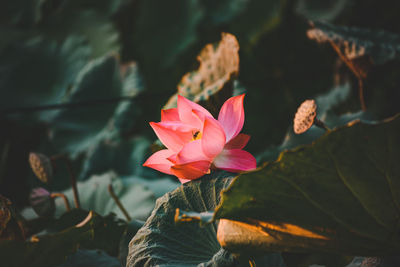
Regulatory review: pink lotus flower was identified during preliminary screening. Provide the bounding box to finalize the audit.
[143,94,256,183]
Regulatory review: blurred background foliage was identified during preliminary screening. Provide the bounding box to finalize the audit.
[1,0,400,265]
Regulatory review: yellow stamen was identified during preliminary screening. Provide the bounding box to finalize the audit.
[191,131,202,141]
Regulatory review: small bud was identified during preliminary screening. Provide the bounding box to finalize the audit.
[29,188,55,217]
[293,100,318,134]
[29,153,53,183]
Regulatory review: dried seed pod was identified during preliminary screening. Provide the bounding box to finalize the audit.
[29,152,53,183]
[293,99,317,134]
[29,188,55,217]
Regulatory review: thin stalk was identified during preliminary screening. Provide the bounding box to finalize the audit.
[314,118,330,132]
[51,193,71,211]
[64,158,80,209]
[51,154,80,209]
[108,184,131,221]
[358,78,367,111]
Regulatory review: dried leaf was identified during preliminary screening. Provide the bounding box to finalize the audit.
[307,21,400,78]
[164,33,239,115]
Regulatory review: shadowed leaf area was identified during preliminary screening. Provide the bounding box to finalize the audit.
[0,211,126,267]
[215,115,400,256]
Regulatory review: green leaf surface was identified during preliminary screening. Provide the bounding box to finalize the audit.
[118,219,144,267]
[39,1,120,58]
[128,172,284,266]
[0,36,90,115]
[78,134,151,180]
[48,54,122,154]
[127,172,236,266]
[55,172,156,221]
[215,115,400,255]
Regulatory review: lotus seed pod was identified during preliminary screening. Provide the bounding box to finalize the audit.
[29,152,53,183]
[29,188,55,217]
[293,99,317,134]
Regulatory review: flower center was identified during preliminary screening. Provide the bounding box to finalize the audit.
[191,131,202,141]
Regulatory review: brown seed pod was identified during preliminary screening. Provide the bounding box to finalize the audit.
[293,99,317,134]
[29,152,53,183]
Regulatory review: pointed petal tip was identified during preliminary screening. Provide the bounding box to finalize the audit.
[213,149,256,172]
[218,94,246,142]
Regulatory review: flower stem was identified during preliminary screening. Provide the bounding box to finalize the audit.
[51,193,71,211]
[51,154,80,209]
[314,118,330,131]
[108,184,131,221]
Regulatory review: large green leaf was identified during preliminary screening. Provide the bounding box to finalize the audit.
[41,10,119,58]
[127,172,236,266]
[215,115,400,255]
[55,172,156,221]
[48,54,122,154]
[127,172,284,266]
[0,36,90,115]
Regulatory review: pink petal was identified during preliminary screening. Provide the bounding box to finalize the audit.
[156,121,195,132]
[201,117,226,159]
[166,153,178,164]
[175,140,211,164]
[150,122,194,152]
[218,94,245,142]
[224,134,250,150]
[178,178,191,184]
[213,149,256,172]
[143,149,175,175]
[177,95,213,128]
[171,160,211,181]
[161,108,180,122]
